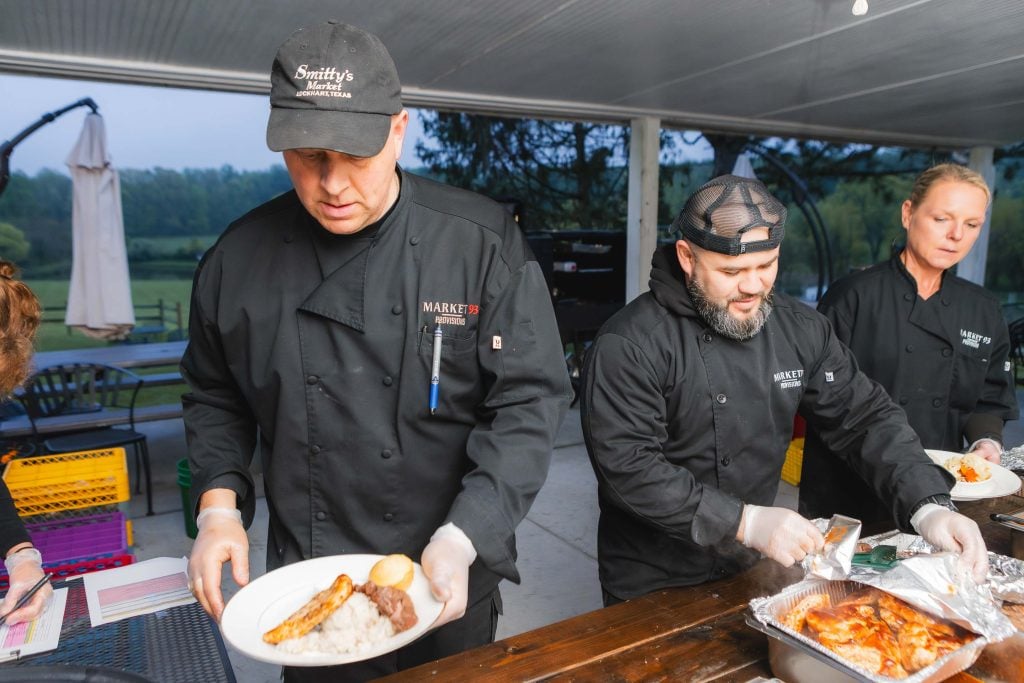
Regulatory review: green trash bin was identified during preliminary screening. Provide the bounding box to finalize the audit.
[177,458,198,539]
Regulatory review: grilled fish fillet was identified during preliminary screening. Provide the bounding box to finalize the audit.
[263,573,354,644]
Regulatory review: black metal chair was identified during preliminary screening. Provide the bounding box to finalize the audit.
[18,362,154,515]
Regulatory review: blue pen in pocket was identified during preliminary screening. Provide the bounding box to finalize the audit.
[429,324,442,414]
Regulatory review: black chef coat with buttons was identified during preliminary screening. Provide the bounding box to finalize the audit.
[581,246,953,601]
[181,169,572,604]
[800,254,1018,522]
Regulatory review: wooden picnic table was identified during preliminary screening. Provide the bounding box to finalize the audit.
[32,339,188,370]
[383,487,1024,682]
[0,341,190,439]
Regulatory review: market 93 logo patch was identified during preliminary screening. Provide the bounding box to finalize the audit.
[421,300,479,327]
[773,368,804,390]
[959,328,991,350]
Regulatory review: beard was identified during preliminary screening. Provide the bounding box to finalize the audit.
[686,277,774,341]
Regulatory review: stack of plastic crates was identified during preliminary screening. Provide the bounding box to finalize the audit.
[1,447,134,588]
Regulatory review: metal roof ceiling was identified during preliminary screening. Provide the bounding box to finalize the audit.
[1,0,1022,149]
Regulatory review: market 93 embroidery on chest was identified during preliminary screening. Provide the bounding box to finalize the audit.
[773,368,804,390]
[421,300,479,328]
[959,328,991,350]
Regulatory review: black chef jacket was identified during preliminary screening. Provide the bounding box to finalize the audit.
[800,253,1018,522]
[181,169,572,604]
[581,245,954,601]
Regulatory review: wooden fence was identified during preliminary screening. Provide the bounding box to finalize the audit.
[43,299,186,343]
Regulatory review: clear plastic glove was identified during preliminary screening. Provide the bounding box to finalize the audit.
[187,507,248,622]
[420,524,476,628]
[737,504,825,567]
[1,547,51,625]
[967,438,1002,464]
[911,504,988,583]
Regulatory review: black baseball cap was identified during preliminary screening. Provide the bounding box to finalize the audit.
[267,21,403,157]
[672,175,787,256]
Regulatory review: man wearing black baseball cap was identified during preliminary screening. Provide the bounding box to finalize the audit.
[581,175,989,604]
[182,21,571,680]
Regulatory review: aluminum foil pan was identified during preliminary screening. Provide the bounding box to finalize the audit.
[747,578,986,682]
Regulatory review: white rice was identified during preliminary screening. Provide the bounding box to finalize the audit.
[276,592,396,655]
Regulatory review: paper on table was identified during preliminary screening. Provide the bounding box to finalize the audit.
[84,556,196,627]
[0,587,68,662]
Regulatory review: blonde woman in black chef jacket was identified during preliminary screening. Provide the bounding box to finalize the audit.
[800,164,1019,525]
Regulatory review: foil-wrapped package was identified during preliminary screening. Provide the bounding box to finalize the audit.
[988,552,1024,604]
[1002,443,1024,473]
[804,514,860,580]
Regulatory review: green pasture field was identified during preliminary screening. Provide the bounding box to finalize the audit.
[25,278,194,407]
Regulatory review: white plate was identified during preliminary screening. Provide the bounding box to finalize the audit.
[220,554,443,667]
[925,449,1022,501]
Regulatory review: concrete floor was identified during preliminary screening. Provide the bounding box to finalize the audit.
[127,392,1024,682]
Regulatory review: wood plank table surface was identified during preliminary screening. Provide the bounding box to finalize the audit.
[383,485,1024,682]
[32,339,188,370]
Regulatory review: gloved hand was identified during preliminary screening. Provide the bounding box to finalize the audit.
[420,524,476,628]
[737,505,824,568]
[187,507,249,622]
[911,504,988,583]
[967,438,1002,464]
[1,547,51,625]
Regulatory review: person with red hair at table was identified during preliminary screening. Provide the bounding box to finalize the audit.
[0,259,52,624]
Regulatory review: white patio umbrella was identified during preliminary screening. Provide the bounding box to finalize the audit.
[64,112,135,340]
[731,153,758,179]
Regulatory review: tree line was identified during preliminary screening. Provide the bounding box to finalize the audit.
[1,116,1022,293]
[0,165,293,275]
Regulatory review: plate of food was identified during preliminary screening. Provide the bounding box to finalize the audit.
[220,553,443,666]
[925,449,1022,501]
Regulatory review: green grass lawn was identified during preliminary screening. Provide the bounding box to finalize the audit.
[27,279,193,352]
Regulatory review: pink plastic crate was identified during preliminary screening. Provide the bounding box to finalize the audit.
[26,511,130,566]
[0,553,135,591]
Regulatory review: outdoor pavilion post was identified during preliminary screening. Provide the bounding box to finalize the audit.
[626,116,661,303]
[957,145,995,286]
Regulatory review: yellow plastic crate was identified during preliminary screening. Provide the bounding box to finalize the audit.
[2,447,130,516]
[781,437,804,487]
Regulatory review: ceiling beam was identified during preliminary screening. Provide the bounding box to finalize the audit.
[0,49,1003,150]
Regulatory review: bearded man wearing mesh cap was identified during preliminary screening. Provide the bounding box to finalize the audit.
[581,175,989,603]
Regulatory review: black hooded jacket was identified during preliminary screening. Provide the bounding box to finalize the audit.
[581,245,954,600]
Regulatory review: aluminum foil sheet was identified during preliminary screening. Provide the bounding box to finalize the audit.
[988,551,1024,604]
[804,515,859,580]
[1002,443,1024,472]
[748,578,987,682]
[847,552,1015,642]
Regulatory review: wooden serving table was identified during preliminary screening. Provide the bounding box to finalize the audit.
[383,488,1024,682]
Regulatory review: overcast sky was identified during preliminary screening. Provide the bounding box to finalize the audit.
[0,73,427,175]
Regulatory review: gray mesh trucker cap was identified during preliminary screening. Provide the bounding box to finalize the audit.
[672,175,787,255]
[267,21,402,157]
